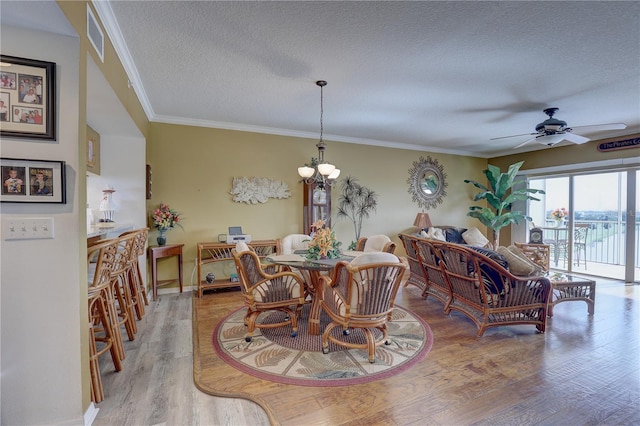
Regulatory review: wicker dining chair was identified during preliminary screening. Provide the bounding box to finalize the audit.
[276,233,311,254]
[355,234,397,253]
[231,242,306,342]
[317,252,406,363]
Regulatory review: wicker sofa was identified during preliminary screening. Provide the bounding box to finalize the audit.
[399,233,551,336]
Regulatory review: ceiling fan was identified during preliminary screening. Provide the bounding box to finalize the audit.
[491,107,627,149]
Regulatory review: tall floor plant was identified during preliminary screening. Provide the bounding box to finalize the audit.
[336,176,378,249]
[464,161,544,249]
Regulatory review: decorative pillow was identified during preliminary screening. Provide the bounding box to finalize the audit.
[443,227,467,244]
[467,246,509,269]
[424,227,446,241]
[508,245,545,276]
[466,246,509,294]
[462,227,490,247]
[496,246,536,276]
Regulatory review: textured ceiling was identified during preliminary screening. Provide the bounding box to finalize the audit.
[3,1,640,157]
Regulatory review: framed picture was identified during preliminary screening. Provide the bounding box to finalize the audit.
[0,55,56,140]
[1,158,66,203]
[87,125,101,174]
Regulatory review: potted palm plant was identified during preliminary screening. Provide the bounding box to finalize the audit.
[464,161,544,249]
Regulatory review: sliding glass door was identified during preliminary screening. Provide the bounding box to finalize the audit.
[527,169,639,283]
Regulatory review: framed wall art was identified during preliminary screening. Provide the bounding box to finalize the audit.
[1,158,66,203]
[0,55,56,140]
[86,125,100,174]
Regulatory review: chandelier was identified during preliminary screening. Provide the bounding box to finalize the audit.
[298,80,340,188]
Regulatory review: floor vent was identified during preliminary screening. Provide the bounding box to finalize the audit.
[87,5,104,62]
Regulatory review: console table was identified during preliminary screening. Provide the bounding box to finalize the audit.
[196,240,278,297]
[148,244,184,301]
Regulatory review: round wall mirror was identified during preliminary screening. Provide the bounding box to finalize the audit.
[407,156,447,209]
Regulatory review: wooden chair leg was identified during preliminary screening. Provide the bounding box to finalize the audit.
[128,266,145,320]
[135,261,149,306]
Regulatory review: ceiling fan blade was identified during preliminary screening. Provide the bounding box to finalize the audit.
[490,132,537,141]
[570,123,627,133]
[563,132,590,144]
[513,136,538,149]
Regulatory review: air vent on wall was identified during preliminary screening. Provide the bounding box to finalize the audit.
[87,5,104,62]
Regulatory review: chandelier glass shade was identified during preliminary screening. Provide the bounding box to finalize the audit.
[298,80,340,187]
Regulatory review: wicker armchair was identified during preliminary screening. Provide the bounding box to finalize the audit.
[355,234,397,253]
[231,243,306,342]
[436,242,551,337]
[317,252,406,363]
[412,238,450,306]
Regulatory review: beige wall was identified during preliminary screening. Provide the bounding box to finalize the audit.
[147,122,487,286]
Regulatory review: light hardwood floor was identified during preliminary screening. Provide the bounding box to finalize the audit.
[93,291,270,426]
[94,279,639,425]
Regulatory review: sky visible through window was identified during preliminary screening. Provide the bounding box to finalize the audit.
[528,171,638,224]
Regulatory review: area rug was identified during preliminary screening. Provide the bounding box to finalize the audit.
[212,303,433,386]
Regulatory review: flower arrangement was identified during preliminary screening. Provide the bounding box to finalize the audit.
[306,219,342,260]
[550,207,568,221]
[152,203,182,231]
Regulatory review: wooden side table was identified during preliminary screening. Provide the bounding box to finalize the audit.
[148,244,184,301]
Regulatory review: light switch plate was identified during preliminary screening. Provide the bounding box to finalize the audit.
[2,217,54,240]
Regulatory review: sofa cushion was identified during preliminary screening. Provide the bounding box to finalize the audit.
[462,227,490,247]
[508,245,545,276]
[496,246,536,276]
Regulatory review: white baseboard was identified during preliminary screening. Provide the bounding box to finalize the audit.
[84,402,99,426]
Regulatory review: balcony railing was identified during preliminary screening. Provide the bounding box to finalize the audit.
[542,219,640,269]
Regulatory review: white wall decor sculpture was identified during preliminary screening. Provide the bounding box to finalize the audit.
[230,177,291,204]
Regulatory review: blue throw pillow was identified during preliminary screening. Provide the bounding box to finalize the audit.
[443,227,467,244]
[466,246,509,294]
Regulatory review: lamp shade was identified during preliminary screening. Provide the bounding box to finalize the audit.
[298,166,315,178]
[413,212,432,229]
[317,163,336,176]
[328,168,341,179]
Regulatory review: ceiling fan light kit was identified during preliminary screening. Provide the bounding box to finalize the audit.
[491,107,627,149]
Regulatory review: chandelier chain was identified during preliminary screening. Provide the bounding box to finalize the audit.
[319,82,324,145]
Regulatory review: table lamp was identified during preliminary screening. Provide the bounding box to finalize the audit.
[413,212,432,230]
[99,186,116,223]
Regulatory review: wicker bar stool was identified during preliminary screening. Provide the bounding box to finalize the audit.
[87,238,122,403]
[120,228,149,320]
[110,233,138,342]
